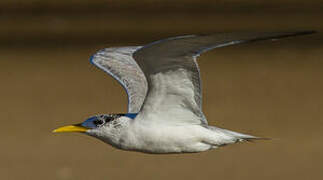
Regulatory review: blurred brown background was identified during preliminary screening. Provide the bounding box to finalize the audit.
[1,0,322,180]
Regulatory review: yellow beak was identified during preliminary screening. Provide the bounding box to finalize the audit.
[52,124,88,133]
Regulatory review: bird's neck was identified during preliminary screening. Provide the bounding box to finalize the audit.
[98,117,132,148]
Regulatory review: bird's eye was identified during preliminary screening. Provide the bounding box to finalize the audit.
[93,119,105,126]
[105,116,114,122]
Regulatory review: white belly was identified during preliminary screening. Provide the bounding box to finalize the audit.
[120,123,214,154]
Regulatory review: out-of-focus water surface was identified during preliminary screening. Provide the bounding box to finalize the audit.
[1,1,322,180]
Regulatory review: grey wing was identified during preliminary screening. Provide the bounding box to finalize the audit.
[90,46,148,113]
[133,31,314,125]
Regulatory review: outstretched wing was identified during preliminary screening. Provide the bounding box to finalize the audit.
[133,31,314,125]
[90,46,148,113]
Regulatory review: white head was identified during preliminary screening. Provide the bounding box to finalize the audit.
[53,113,137,146]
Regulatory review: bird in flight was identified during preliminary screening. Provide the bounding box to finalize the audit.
[54,31,314,154]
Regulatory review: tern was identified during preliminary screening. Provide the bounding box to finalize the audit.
[54,31,314,154]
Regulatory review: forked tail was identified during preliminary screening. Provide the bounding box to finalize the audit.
[207,126,269,144]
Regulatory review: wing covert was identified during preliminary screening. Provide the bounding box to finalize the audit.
[90,46,148,113]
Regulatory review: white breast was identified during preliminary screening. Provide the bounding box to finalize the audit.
[120,120,214,153]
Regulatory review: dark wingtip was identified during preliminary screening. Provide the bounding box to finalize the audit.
[290,30,317,36]
[239,136,272,143]
[244,30,317,44]
[263,30,317,40]
[282,30,317,38]
[245,137,272,142]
